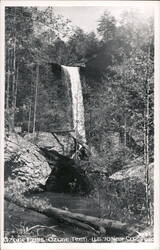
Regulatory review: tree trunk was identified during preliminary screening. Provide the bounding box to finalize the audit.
[11,39,16,130]
[28,101,32,134]
[124,114,127,148]
[5,193,137,237]
[143,42,152,226]
[32,64,39,139]
[12,66,19,125]
[6,48,10,112]
[28,72,33,134]
[145,82,152,225]
[122,54,127,156]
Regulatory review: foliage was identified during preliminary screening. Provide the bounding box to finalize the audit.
[89,167,153,226]
[5,7,154,235]
[5,8,154,156]
[97,10,117,42]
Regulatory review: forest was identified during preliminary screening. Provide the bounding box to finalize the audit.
[4,7,154,243]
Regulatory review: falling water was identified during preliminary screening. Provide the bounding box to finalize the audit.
[62,65,86,143]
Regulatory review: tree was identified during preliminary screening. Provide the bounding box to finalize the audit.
[66,28,99,65]
[5,7,75,133]
[97,10,116,42]
[5,7,34,130]
[32,64,39,138]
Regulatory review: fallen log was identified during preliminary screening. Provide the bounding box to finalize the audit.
[4,193,137,237]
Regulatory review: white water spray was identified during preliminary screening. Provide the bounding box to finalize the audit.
[62,65,86,143]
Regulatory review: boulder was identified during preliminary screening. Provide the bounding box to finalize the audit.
[4,133,51,194]
[109,162,153,184]
[24,132,76,157]
[104,162,154,221]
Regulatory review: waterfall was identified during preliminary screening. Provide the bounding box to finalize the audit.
[61,65,86,143]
